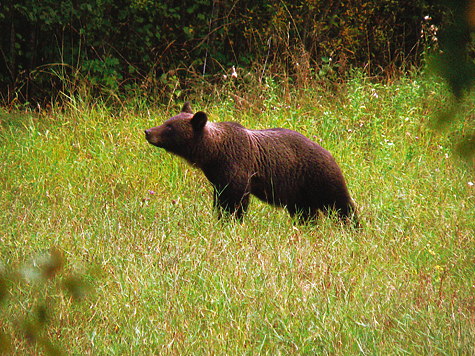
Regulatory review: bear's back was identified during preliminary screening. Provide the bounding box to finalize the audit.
[248,127,332,163]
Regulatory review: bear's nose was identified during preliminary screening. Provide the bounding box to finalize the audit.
[144,129,150,140]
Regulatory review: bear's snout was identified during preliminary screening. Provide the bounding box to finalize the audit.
[145,128,158,145]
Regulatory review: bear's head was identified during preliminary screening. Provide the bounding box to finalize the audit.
[145,102,208,160]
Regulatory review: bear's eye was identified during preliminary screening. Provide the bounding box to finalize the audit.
[165,124,173,132]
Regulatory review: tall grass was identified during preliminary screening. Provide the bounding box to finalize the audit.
[1,74,474,355]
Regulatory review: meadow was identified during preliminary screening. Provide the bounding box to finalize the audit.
[1,74,474,355]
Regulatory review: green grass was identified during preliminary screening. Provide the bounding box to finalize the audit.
[1,75,474,355]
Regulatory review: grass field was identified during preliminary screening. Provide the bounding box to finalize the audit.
[1,74,474,355]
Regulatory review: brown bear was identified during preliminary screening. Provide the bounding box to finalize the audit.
[145,102,359,227]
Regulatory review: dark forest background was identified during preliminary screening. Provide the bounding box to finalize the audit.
[0,0,452,105]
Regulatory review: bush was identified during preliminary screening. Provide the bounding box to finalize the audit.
[1,0,437,104]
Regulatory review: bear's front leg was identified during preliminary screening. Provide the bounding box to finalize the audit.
[213,185,250,221]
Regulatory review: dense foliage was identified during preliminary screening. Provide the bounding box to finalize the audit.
[1,0,437,104]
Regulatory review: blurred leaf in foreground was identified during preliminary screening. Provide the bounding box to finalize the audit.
[430,0,475,160]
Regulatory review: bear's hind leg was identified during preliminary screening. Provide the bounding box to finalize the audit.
[287,205,318,224]
[331,201,360,229]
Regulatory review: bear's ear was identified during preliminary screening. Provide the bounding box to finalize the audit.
[181,102,194,114]
[191,111,208,131]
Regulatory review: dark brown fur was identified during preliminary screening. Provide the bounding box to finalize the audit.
[145,102,359,226]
